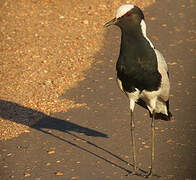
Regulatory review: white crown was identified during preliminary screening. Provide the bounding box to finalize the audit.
[115,4,134,19]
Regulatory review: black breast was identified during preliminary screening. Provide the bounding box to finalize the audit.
[116,37,161,93]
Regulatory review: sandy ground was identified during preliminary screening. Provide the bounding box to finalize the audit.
[0,0,155,140]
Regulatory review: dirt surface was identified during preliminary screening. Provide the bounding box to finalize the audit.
[0,0,196,179]
[0,0,155,140]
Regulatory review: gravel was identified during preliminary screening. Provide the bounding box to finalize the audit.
[0,0,155,140]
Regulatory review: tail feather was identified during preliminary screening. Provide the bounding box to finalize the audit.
[137,99,172,121]
[154,111,172,121]
[154,100,172,121]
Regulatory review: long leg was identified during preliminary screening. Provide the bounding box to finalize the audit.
[130,110,138,175]
[151,111,155,175]
[144,111,155,178]
[127,95,140,175]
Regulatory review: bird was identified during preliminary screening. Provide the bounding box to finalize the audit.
[104,4,172,177]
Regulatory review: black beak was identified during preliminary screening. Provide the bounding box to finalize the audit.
[104,18,117,27]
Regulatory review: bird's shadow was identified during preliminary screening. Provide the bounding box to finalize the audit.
[2,98,149,176]
[0,99,108,138]
[0,99,135,174]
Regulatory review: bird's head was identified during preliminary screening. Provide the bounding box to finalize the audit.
[104,4,145,34]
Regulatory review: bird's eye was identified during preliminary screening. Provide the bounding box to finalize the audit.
[125,12,132,17]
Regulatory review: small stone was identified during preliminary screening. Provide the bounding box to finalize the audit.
[83,20,89,25]
[71,177,79,179]
[24,173,31,177]
[167,139,174,143]
[46,162,51,166]
[173,154,177,158]
[55,172,63,176]
[47,150,55,154]
[161,24,167,27]
[45,80,52,85]
[24,129,30,133]
[150,17,157,21]
[168,62,177,65]
[59,15,65,19]
[144,145,150,149]
[151,35,159,40]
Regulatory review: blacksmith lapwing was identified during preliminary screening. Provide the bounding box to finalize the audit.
[104,4,172,177]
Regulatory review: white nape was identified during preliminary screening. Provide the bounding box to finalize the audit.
[115,4,134,19]
[140,20,154,49]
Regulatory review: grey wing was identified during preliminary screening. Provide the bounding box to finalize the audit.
[155,49,170,102]
[155,49,168,73]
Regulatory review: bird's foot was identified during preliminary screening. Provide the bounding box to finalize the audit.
[143,169,161,178]
[143,168,152,178]
[126,167,141,177]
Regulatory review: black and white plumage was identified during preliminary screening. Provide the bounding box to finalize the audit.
[104,4,172,177]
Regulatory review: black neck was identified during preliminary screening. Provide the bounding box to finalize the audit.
[121,26,144,41]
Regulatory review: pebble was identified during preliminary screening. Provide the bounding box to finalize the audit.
[46,162,51,166]
[83,20,89,25]
[150,17,157,21]
[162,24,167,27]
[144,145,150,149]
[55,172,63,176]
[59,15,65,19]
[167,139,174,143]
[71,176,79,179]
[168,62,177,65]
[24,173,31,177]
[47,150,55,154]
[44,80,53,85]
